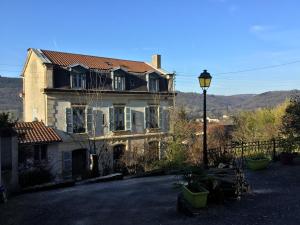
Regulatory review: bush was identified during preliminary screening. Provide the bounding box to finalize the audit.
[19,167,53,188]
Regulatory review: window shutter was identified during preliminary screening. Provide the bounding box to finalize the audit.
[146,74,149,91]
[125,107,131,131]
[164,109,170,132]
[111,72,114,90]
[144,106,149,129]
[109,107,114,131]
[62,151,72,178]
[94,110,103,136]
[82,74,86,89]
[66,108,73,133]
[159,106,163,129]
[122,77,126,90]
[156,79,160,92]
[87,107,93,134]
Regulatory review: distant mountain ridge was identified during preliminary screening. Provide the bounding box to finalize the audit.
[0,76,22,119]
[0,76,299,120]
[176,90,300,118]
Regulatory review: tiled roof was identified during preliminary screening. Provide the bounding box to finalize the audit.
[14,121,62,144]
[40,49,155,73]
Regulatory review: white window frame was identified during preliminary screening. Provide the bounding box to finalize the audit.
[114,75,125,91]
[149,77,159,92]
[71,72,86,89]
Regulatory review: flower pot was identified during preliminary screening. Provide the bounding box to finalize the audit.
[0,186,7,203]
[246,158,270,171]
[182,185,209,208]
[280,152,294,165]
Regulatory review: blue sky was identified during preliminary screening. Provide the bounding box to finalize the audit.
[1,0,300,95]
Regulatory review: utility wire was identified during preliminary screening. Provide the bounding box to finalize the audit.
[175,59,300,79]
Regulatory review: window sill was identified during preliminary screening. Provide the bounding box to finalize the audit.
[146,128,161,133]
[112,130,131,135]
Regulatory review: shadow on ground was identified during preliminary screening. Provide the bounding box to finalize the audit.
[0,162,299,225]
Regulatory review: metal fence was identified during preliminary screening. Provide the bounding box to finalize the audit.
[208,139,300,167]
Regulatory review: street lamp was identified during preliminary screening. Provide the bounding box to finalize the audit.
[198,70,212,167]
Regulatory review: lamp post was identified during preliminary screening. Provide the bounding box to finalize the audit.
[198,70,212,168]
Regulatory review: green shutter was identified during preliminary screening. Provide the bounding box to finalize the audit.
[109,107,114,131]
[66,108,73,133]
[145,106,149,129]
[87,107,93,134]
[125,107,131,131]
[164,109,170,132]
[146,74,149,91]
[94,110,103,136]
[159,107,163,129]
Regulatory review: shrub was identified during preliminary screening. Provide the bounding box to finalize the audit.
[19,167,53,188]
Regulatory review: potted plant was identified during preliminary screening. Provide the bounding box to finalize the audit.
[182,170,209,208]
[246,153,270,171]
[279,140,295,165]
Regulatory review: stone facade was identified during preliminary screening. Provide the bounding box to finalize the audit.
[22,49,175,178]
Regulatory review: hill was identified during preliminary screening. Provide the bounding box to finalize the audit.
[0,76,22,119]
[176,90,300,119]
[0,76,299,120]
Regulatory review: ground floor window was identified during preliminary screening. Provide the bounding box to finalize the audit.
[19,144,48,167]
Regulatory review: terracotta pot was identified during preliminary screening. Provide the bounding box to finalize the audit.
[280,152,294,165]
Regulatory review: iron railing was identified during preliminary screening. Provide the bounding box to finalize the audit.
[208,139,300,167]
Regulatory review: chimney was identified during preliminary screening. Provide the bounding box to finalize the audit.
[151,54,161,69]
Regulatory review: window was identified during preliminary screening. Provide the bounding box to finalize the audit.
[73,107,86,133]
[149,106,158,128]
[33,145,48,162]
[132,112,136,126]
[130,79,135,88]
[114,107,125,130]
[71,72,86,89]
[102,114,105,125]
[149,78,159,92]
[114,76,125,91]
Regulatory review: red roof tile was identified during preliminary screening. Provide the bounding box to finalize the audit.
[41,49,154,73]
[14,122,62,144]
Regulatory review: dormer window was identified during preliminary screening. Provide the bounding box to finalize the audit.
[71,72,86,89]
[149,77,159,92]
[114,75,125,91]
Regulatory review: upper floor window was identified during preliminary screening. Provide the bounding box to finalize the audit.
[149,78,159,92]
[109,106,131,131]
[148,106,159,128]
[72,107,86,133]
[114,107,125,131]
[71,73,86,89]
[114,76,125,91]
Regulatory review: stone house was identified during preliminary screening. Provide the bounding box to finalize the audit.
[21,49,175,179]
[14,121,62,181]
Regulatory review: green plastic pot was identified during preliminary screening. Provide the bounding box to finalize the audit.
[182,185,209,208]
[246,158,270,171]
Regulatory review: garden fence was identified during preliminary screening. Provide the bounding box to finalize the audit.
[208,138,300,167]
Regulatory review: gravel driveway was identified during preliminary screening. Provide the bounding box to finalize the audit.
[0,162,299,225]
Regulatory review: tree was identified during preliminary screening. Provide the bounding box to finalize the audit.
[282,96,300,139]
[232,100,289,142]
[0,112,16,137]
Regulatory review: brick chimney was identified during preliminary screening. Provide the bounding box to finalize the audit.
[151,54,161,69]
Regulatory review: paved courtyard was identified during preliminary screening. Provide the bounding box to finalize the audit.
[0,162,299,225]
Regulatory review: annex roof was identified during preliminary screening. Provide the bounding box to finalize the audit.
[14,121,62,144]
